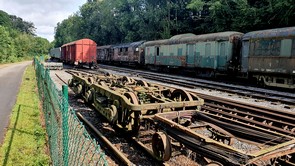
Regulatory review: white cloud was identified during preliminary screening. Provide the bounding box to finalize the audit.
[0,0,86,42]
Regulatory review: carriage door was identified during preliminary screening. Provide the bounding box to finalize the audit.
[155,46,160,65]
[186,44,195,67]
[241,40,249,73]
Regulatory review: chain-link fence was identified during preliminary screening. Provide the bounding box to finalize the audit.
[34,57,108,166]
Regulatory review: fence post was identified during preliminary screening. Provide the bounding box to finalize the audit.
[62,85,69,165]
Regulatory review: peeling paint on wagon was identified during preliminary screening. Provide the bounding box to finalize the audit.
[143,32,243,74]
[105,41,145,66]
[242,27,295,89]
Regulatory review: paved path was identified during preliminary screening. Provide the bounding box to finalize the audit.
[0,61,31,144]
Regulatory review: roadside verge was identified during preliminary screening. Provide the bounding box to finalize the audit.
[0,65,50,165]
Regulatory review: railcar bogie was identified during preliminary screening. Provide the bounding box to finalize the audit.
[68,71,204,134]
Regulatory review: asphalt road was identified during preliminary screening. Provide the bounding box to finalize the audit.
[0,61,31,144]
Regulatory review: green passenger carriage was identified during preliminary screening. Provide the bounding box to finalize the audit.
[142,32,243,76]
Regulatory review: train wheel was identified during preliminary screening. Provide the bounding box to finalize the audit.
[76,84,83,95]
[110,105,118,124]
[206,162,223,166]
[152,131,172,161]
[124,92,140,134]
[124,92,139,105]
[85,89,94,103]
[171,89,193,102]
[122,76,132,84]
[68,79,73,87]
[136,80,149,87]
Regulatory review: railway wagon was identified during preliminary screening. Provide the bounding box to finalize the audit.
[49,47,61,60]
[142,32,243,76]
[97,45,112,63]
[241,27,295,89]
[110,41,145,66]
[61,38,97,67]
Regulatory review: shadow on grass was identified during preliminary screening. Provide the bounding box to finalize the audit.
[2,104,36,166]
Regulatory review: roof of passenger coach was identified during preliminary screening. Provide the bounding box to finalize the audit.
[97,45,111,49]
[242,26,295,40]
[112,41,145,49]
[61,38,97,47]
[143,31,243,46]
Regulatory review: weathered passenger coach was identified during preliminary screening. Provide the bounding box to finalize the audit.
[97,45,112,63]
[142,32,243,76]
[61,38,97,67]
[242,27,295,89]
[49,47,61,60]
[111,41,145,66]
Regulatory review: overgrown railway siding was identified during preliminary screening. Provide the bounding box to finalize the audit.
[48,66,295,165]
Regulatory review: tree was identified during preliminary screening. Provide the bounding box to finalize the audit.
[0,26,16,62]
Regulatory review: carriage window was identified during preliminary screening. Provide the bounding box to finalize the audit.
[120,48,123,52]
[280,39,292,56]
[271,40,281,56]
[255,40,263,56]
[125,47,128,52]
[156,47,160,56]
[254,39,281,56]
[205,43,211,56]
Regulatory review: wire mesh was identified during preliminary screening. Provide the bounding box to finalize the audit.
[34,57,108,166]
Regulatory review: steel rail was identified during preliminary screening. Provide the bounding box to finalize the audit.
[76,112,134,166]
[99,64,295,106]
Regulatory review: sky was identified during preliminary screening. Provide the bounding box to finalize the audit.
[0,0,86,42]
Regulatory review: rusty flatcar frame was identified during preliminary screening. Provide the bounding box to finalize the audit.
[68,71,204,133]
[68,71,295,165]
[154,110,295,165]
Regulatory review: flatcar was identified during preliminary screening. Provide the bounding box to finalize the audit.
[61,38,97,67]
[142,32,243,76]
[241,27,295,89]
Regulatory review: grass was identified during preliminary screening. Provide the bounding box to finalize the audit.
[0,65,50,165]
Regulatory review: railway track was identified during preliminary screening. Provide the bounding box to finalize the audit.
[55,71,200,166]
[99,64,295,106]
[55,68,295,165]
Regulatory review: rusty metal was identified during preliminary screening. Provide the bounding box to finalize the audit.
[152,131,172,161]
[67,69,295,165]
[76,112,133,166]
[67,71,204,134]
[154,110,295,166]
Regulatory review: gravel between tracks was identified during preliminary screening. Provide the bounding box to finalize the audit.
[49,68,294,166]
[99,68,295,113]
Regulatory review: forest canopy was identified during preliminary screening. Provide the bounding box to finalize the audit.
[0,10,50,63]
[54,0,295,47]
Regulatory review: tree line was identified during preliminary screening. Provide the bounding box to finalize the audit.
[54,0,295,47]
[0,10,50,63]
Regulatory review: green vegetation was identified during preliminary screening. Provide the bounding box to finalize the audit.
[54,0,295,47]
[0,10,51,63]
[0,65,50,165]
